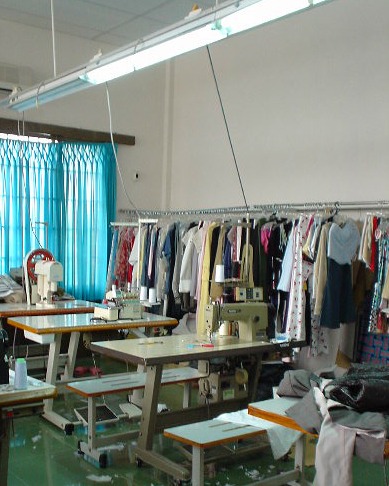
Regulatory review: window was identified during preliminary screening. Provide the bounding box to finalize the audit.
[0,134,116,301]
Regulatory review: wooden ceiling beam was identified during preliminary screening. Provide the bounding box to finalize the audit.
[0,117,135,146]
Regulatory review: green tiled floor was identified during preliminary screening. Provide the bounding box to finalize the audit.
[8,411,306,486]
[5,354,389,485]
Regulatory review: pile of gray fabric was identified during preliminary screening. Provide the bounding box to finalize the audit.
[0,274,26,303]
[277,366,388,486]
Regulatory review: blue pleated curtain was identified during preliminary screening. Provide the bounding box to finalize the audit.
[0,137,116,301]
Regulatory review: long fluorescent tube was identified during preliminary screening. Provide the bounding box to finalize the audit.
[220,0,315,35]
[0,0,333,111]
[82,24,227,85]
[0,69,90,112]
[81,0,330,85]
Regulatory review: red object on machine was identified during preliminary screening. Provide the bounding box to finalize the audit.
[25,249,54,282]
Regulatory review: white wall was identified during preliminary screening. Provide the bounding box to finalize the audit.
[168,0,389,210]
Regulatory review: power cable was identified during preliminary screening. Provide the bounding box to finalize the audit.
[105,83,140,217]
[206,46,249,213]
[17,114,44,250]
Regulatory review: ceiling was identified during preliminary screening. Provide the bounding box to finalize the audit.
[0,0,217,48]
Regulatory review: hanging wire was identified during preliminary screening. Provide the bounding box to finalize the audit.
[105,83,140,218]
[16,115,44,251]
[206,46,249,213]
[50,0,57,77]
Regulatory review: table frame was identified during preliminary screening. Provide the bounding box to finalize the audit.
[90,335,304,479]
[6,312,177,433]
[0,370,56,486]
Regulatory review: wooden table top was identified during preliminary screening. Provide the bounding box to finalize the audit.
[7,311,177,334]
[0,371,56,407]
[90,334,288,367]
[0,300,95,318]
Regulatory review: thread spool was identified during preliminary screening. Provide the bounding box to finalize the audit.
[215,264,225,283]
[111,285,117,298]
[140,286,148,301]
[148,288,157,304]
[14,358,28,390]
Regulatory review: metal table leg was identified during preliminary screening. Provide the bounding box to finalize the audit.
[0,414,11,486]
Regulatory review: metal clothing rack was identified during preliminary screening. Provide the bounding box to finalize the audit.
[118,200,389,219]
[118,200,389,288]
[109,221,138,227]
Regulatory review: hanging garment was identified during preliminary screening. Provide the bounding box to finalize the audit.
[210,225,227,300]
[320,259,356,329]
[147,226,159,288]
[368,235,389,332]
[313,222,332,316]
[196,222,219,337]
[179,226,199,294]
[227,225,237,262]
[136,226,148,289]
[285,214,314,341]
[172,223,187,304]
[327,219,360,265]
[155,225,168,302]
[113,227,133,287]
[260,222,274,255]
[358,215,373,268]
[277,226,294,293]
[307,274,329,357]
[223,237,232,280]
[240,243,254,288]
[105,228,119,294]
[320,220,360,329]
[369,217,379,273]
[253,220,267,293]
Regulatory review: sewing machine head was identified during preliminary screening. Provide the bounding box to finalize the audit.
[23,249,64,305]
[204,301,268,342]
[35,260,63,305]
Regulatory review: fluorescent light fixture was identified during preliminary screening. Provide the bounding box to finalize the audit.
[82,24,227,85]
[0,0,333,111]
[0,69,90,112]
[220,0,314,35]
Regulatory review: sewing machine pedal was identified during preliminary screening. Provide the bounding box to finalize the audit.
[119,402,142,419]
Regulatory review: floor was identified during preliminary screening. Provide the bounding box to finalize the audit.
[5,354,389,486]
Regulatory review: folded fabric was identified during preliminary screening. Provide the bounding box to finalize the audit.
[327,364,389,412]
[276,369,315,398]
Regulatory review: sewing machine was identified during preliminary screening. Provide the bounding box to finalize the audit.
[204,301,268,342]
[35,260,63,305]
[24,249,63,305]
[199,302,268,404]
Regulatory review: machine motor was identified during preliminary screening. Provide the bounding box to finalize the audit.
[198,358,250,404]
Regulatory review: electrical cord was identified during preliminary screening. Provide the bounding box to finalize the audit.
[105,82,140,217]
[206,46,249,213]
[17,115,44,251]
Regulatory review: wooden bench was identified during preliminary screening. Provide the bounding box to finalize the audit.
[164,419,267,486]
[66,366,206,467]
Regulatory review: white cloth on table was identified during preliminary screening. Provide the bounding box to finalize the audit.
[217,408,302,460]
